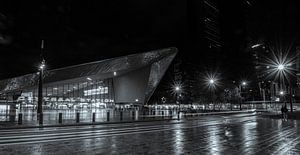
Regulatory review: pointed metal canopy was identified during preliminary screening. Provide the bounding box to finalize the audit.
[0,47,178,102]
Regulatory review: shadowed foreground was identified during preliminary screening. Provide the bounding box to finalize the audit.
[0,113,299,154]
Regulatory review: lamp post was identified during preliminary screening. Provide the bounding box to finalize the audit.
[276,64,293,112]
[173,84,182,119]
[279,90,285,107]
[175,86,181,111]
[239,81,247,110]
[208,79,216,111]
[37,59,45,125]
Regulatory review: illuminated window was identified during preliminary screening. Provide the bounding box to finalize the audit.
[84,87,108,96]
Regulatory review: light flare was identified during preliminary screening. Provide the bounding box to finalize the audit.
[203,71,221,90]
[259,43,297,84]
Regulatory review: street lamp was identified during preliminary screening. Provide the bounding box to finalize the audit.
[204,71,220,111]
[208,78,216,111]
[242,81,247,86]
[277,64,285,70]
[175,86,180,91]
[171,82,182,118]
[279,90,286,106]
[174,86,181,109]
[37,59,45,125]
[279,91,284,95]
[239,81,248,110]
[259,43,297,112]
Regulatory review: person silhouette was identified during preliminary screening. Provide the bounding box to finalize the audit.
[283,105,288,121]
[281,105,284,119]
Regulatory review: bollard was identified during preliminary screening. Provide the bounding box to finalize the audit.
[39,113,43,125]
[107,111,110,122]
[92,112,96,123]
[132,111,135,120]
[120,111,123,121]
[18,113,22,125]
[59,113,62,124]
[76,112,80,123]
[162,111,164,119]
[177,112,180,120]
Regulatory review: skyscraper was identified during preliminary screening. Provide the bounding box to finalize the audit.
[203,0,221,50]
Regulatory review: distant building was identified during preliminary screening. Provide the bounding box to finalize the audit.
[203,0,221,50]
[168,0,222,104]
[186,0,222,61]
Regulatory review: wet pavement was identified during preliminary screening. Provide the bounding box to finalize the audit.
[0,113,300,154]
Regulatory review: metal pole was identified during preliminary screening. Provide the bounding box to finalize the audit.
[106,111,110,122]
[37,69,43,124]
[59,113,62,124]
[120,111,123,121]
[76,112,80,123]
[290,86,293,113]
[211,90,214,111]
[18,113,22,125]
[5,94,8,120]
[132,110,135,120]
[239,85,242,110]
[92,112,96,122]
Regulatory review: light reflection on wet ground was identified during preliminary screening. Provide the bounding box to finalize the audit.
[1,114,300,154]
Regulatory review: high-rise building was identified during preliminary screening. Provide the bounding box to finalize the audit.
[170,0,222,104]
[185,0,222,62]
[203,0,221,50]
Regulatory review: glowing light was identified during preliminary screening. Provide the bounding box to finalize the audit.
[203,71,221,90]
[39,60,46,70]
[277,64,284,70]
[251,44,262,48]
[280,91,284,95]
[135,99,139,102]
[171,81,183,96]
[113,71,117,76]
[39,64,45,70]
[86,77,92,81]
[84,87,108,96]
[242,81,247,86]
[260,44,296,83]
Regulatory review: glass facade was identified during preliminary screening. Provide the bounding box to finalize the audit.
[17,78,115,110]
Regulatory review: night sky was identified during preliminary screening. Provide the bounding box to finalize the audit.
[0,0,299,80]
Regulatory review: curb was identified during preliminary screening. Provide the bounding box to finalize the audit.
[0,111,254,130]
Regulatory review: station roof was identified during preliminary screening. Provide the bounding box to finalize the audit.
[0,47,177,103]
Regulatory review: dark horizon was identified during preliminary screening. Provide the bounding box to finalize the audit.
[0,0,299,81]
